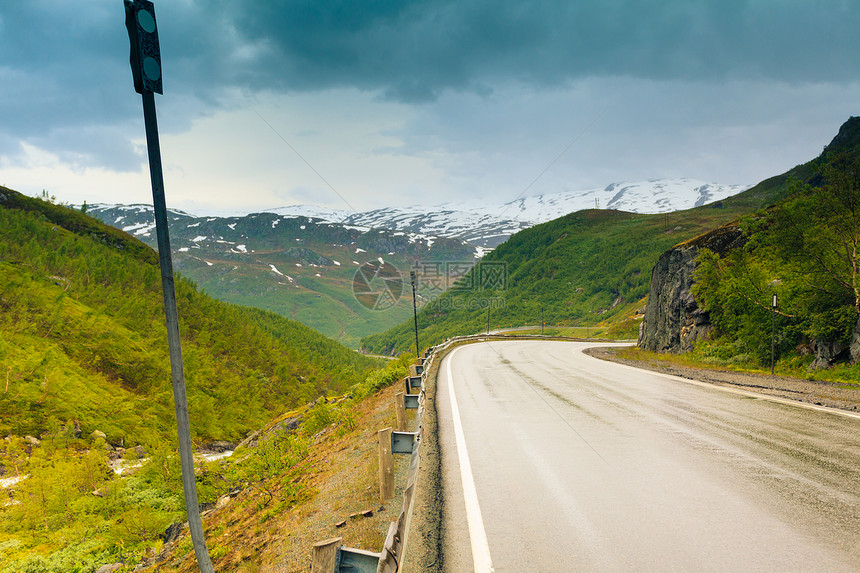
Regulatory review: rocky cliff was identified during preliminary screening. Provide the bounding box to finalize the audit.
[638,224,746,352]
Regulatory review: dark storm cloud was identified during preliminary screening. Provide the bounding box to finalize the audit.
[0,1,221,170]
[206,0,860,100]
[1,1,857,170]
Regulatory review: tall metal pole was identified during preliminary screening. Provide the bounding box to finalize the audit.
[541,306,544,335]
[141,91,214,573]
[125,2,212,568]
[410,271,420,358]
[487,305,490,335]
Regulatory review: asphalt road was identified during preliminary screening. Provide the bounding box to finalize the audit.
[437,340,860,572]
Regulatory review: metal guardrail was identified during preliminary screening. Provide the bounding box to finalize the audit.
[317,333,587,572]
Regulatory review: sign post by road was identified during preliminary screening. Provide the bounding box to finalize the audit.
[124,2,214,571]
[771,294,777,375]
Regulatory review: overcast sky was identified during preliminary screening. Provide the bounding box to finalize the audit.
[1,0,858,215]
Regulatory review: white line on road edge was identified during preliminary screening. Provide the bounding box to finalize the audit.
[446,346,495,572]
[575,345,860,420]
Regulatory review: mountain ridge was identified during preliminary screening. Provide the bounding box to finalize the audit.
[359,125,853,354]
[97,177,747,249]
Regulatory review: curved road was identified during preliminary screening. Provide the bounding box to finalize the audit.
[437,340,860,572]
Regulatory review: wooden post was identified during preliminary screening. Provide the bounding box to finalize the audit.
[394,392,407,431]
[378,427,394,501]
[311,537,342,573]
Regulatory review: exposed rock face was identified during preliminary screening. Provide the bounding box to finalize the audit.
[809,338,849,370]
[639,225,745,352]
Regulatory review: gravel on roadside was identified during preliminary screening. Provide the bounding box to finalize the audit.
[585,346,860,413]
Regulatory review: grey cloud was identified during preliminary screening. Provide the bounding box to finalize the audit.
[1,1,858,172]
[206,0,860,100]
[0,1,229,170]
[379,78,860,203]
[31,125,144,172]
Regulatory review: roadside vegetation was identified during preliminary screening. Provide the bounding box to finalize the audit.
[0,187,405,571]
[693,151,860,373]
[0,349,412,573]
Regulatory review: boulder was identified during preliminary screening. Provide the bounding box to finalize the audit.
[850,319,860,364]
[209,440,235,452]
[163,521,187,544]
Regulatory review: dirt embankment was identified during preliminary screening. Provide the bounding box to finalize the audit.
[585,346,860,413]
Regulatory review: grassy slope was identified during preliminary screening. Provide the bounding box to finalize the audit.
[0,186,382,446]
[0,346,411,573]
[133,360,415,573]
[361,161,814,355]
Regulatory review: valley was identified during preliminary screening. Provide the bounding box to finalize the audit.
[87,178,747,349]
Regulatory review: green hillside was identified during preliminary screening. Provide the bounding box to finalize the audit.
[0,185,395,572]
[0,186,381,447]
[360,146,821,355]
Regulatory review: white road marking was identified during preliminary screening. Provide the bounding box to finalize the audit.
[576,345,860,420]
[447,346,495,572]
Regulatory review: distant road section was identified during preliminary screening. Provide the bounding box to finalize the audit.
[437,340,860,572]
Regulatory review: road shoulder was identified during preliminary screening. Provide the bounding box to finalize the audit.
[585,346,860,413]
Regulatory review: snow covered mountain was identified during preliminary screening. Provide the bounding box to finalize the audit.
[92,178,748,249]
[273,178,749,248]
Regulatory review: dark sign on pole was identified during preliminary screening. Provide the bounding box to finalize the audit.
[124,0,163,94]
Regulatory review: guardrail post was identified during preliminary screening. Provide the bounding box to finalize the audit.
[404,394,420,410]
[407,376,422,391]
[337,547,381,572]
[392,431,417,454]
[312,537,342,573]
[394,392,407,431]
[378,427,394,501]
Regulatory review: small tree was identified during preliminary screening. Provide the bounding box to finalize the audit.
[769,152,860,360]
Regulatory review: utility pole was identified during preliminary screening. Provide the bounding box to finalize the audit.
[124,3,213,571]
[541,306,544,335]
[487,305,491,335]
[410,271,420,358]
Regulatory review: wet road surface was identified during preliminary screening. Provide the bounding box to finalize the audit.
[437,340,860,572]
